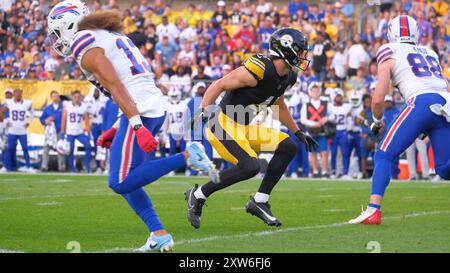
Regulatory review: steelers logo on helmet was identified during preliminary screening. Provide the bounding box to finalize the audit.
[280,34,294,48]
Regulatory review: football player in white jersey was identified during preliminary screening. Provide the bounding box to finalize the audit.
[86,88,106,172]
[328,88,353,179]
[348,90,363,178]
[47,0,217,252]
[282,83,309,178]
[0,89,35,173]
[165,86,189,156]
[349,15,450,225]
[61,90,91,173]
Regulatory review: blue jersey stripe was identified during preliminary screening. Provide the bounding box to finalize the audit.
[74,37,95,59]
[70,33,93,52]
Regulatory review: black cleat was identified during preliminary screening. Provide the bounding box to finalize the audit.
[245,197,282,227]
[184,184,206,229]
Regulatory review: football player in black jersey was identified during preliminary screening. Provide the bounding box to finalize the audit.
[185,28,318,228]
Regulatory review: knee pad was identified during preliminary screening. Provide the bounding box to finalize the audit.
[238,157,260,179]
[277,137,298,158]
[436,161,450,180]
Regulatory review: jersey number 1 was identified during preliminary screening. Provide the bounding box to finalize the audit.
[116,38,151,76]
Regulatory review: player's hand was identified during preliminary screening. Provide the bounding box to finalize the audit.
[97,127,117,149]
[59,133,66,140]
[370,121,384,136]
[190,108,210,130]
[135,126,158,153]
[294,130,319,152]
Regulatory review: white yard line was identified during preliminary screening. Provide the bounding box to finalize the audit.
[94,210,450,253]
[0,249,26,253]
[34,202,64,206]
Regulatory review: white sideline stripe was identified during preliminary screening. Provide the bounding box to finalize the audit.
[94,210,450,253]
[0,193,116,201]
[34,202,64,206]
[0,249,26,253]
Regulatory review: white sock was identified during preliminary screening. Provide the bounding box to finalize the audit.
[254,192,270,203]
[194,187,206,200]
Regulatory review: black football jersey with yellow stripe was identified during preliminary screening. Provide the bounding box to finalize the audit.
[219,54,298,125]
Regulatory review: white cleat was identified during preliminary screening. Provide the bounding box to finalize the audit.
[138,232,175,253]
[26,167,37,174]
[348,206,382,225]
[0,167,7,173]
[340,175,352,180]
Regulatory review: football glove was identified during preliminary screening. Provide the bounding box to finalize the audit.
[97,127,117,149]
[190,108,210,130]
[294,130,319,152]
[135,125,158,153]
[370,121,384,136]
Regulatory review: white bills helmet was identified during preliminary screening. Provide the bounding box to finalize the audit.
[387,15,419,45]
[56,139,70,155]
[47,0,90,56]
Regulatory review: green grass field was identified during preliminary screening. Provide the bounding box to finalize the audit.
[0,173,449,253]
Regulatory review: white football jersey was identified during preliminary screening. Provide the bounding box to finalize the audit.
[376,43,447,100]
[70,29,165,118]
[4,99,33,135]
[350,106,363,133]
[86,98,106,124]
[165,98,189,136]
[329,103,353,131]
[64,101,89,136]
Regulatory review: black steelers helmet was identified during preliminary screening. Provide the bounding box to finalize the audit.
[269,28,310,72]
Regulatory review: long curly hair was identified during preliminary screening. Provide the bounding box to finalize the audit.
[78,10,124,33]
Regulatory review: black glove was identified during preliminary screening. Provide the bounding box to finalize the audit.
[294,130,319,152]
[190,108,210,131]
[370,121,384,136]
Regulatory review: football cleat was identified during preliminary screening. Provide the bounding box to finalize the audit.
[348,206,382,225]
[186,142,220,183]
[184,184,206,229]
[245,197,282,227]
[138,232,175,253]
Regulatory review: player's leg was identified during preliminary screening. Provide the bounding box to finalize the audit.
[300,142,309,177]
[428,123,450,180]
[18,134,31,169]
[107,115,173,251]
[67,135,77,172]
[245,126,296,226]
[350,96,437,224]
[91,124,102,170]
[77,133,91,173]
[330,133,339,176]
[168,134,177,156]
[108,115,214,194]
[185,112,259,228]
[340,132,351,176]
[319,137,330,177]
[5,134,18,171]
[284,130,299,177]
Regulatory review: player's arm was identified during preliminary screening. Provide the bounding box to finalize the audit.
[61,108,67,136]
[275,96,318,151]
[81,48,140,121]
[81,48,157,153]
[201,66,257,109]
[84,112,91,133]
[26,104,34,127]
[371,58,395,135]
[372,58,395,120]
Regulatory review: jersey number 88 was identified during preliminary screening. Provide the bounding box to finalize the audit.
[407,53,443,79]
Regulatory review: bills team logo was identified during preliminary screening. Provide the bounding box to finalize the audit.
[49,5,80,20]
[280,34,293,47]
